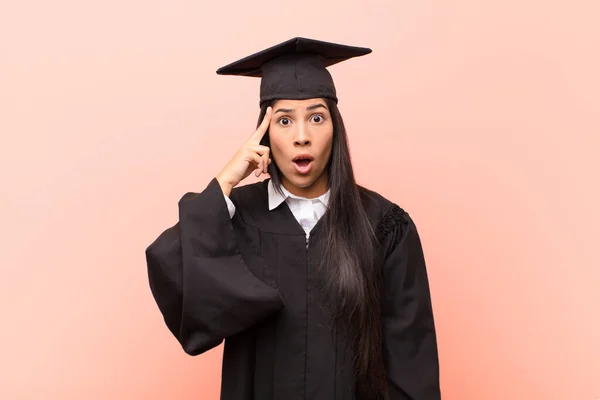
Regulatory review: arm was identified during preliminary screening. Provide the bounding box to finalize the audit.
[380,205,441,399]
[145,177,283,355]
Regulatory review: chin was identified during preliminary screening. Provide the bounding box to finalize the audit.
[287,176,316,188]
[280,170,320,189]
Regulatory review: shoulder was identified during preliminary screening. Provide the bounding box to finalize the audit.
[229,179,269,219]
[357,184,412,242]
[230,179,268,199]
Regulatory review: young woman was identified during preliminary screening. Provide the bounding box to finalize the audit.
[146,37,441,400]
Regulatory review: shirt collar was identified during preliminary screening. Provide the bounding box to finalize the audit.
[267,179,330,211]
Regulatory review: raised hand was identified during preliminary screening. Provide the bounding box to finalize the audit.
[216,107,273,196]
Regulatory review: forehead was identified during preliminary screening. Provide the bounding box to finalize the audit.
[271,98,328,111]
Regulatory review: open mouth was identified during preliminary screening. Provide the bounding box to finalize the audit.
[292,155,314,174]
[294,159,311,167]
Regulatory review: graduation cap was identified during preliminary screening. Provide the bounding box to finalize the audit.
[216,37,372,107]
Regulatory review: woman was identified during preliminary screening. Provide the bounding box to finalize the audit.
[146,37,441,400]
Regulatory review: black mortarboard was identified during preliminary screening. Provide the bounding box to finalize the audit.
[216,37,372,106]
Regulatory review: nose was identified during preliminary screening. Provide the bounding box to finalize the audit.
[294,123,310,146]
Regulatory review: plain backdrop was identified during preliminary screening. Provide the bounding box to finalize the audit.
[1,0,599,399]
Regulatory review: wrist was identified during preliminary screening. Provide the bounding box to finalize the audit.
[216,174,234,197]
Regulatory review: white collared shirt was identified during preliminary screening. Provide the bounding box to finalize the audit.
[223,180,330,241]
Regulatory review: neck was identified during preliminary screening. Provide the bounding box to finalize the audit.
[281,171,329,199]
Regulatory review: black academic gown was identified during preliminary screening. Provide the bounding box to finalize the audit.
[146,178,441,400]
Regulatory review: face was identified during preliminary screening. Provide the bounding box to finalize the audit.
[268,98,334,198]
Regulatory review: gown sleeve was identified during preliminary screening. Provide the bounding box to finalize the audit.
[145,177,284,355]
[378,204,441,399]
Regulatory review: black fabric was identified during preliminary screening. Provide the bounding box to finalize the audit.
[146,178,441,399]
[216,37,372,106]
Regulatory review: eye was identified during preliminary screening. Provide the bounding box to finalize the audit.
[310,114,324,123]
[278,117,292,126]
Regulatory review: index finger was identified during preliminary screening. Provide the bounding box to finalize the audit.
[250,106,272,143]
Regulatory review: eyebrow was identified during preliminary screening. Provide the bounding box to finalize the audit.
[306,103,327,111]
[274,103,328,114]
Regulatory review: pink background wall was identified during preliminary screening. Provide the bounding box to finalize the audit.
[1,0,599,399]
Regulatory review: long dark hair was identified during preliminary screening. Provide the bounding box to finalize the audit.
[257,99,387,398]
